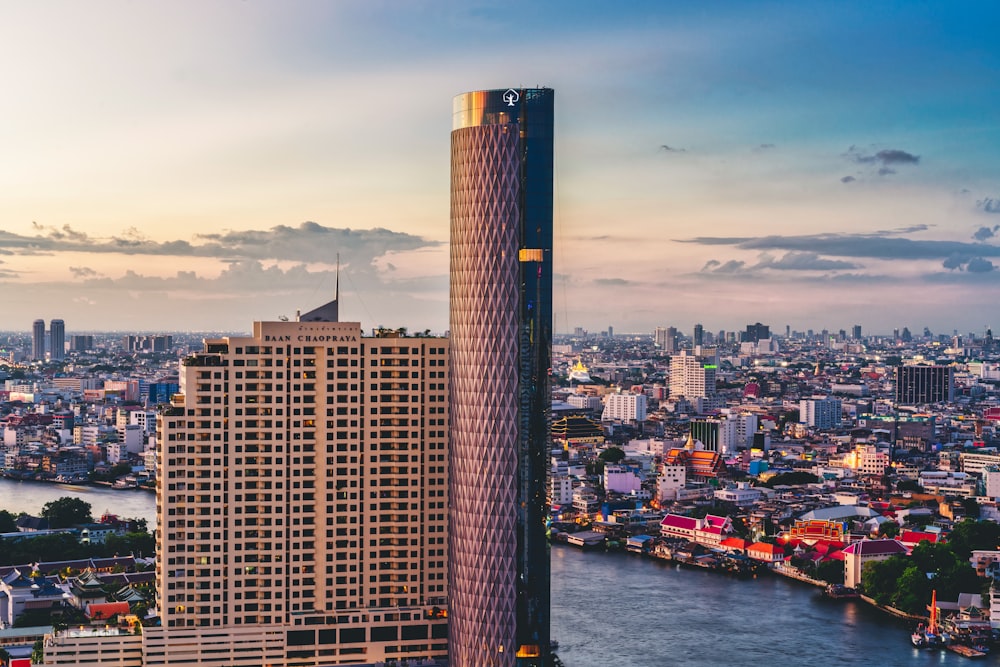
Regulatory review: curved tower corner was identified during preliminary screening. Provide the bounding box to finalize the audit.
[448,87,554,667]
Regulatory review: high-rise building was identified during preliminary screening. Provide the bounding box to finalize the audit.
[32,319,46,360]
[741,322,770,343]
[149,301,450,666]
[693,323,704,347]
[800,396,843,429]
[665,326,678,353]
[601,391,648,422]
[50,319,65,360]
[70,334,94,352]
[895,365,954,405]
[689,417,738,455]
[654,327,667,350]
[852,325,862,340]
[669,349,717,400]
[449,87,554,666]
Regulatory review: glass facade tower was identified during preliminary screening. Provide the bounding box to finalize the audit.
[32,319,46,361]
[50,319,65,361]
[448,88,554,667]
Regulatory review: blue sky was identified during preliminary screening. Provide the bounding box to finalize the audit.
[1,1,999,335]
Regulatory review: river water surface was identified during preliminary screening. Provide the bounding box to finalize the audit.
[0,477,156,528]
[551,545,981,666]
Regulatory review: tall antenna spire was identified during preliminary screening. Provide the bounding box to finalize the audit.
[297,253,340,322]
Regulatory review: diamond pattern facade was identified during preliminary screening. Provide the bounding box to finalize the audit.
[449,89,554,667]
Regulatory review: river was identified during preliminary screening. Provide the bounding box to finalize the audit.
[0,480,985,664]
[0,477,156,528]
[551,545,979,666]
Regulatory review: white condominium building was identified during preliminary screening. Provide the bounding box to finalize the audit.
[602,391,647,422]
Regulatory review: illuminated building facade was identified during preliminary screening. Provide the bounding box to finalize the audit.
[449,87,554,666]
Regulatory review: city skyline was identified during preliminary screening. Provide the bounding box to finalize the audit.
[2,2,1000,333]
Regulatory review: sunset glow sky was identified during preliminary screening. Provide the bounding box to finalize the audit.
[2,1,999,335]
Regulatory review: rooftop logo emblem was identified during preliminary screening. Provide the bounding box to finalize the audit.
[502,89,519,106]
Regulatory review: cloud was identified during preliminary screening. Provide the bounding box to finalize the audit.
[659,145,686,153]
[943,253,970,270]
[968,257,995,273]
[942,254,995,273]
[973,225,1000,241]
[701,259,746,274]
[845,146,920,166]
[752,143,776,153]
[840,175,856,183]
[69,266,100,278]
[977,198,1000,214]
[754,252,858,271]
[0,221,437,266]
[877,167,896,176]
[594,277,632,286]
[679,230,1000,262]
[874,149,920,165]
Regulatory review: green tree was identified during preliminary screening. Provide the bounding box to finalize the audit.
[761,471,819,488]
[31,638,44,664]
[41,497,93,529]
[861,555,909,604]
[896,479,923,494]
[878,522,900,538]
[947,519,1000,561]
[598,447,626,464]
[815,560,845,585]
[961,498,981,519]
[104,532,155,558]
[892,565,932,614]
[0,646,10,666]
[0,532,89,567]
[0,510,18,533]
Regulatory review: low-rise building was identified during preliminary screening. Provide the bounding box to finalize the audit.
[714,482,762,506]
[842,539,908,588]
[747,542,785,564]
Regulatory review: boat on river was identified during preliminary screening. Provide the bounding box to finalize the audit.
[912,590,949,649]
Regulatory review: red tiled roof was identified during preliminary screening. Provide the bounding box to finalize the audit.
[87,601,130,620]
[660,514,698,530]
[842,539,908,556]
[720,537,749,549]
[748,542,783,555]
[901,531,939,545]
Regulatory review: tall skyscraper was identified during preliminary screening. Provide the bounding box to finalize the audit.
[50,319,65,361]
[654,327,668,349]
[449,87,554,666]
[669,349,718,401]
[665,326,678,353]
[150,298,450,666]
[742,322,770,343]
[693,323,704,347]
[32,319,46,360]
[895,365,954,405]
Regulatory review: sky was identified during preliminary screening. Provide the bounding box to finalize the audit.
[2,1,999,336]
